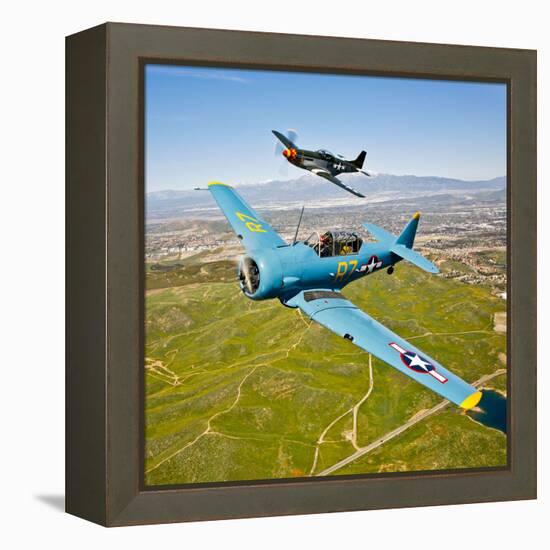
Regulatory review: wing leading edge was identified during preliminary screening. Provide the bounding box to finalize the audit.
[207,182,286,252]
[286,290,482,409]
[311,169,366,198]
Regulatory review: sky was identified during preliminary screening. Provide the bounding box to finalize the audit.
[145,64,506,192]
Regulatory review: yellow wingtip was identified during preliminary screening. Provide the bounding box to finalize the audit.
[412,211,421,220]
[207,181,232,188]
[460,391,482,410]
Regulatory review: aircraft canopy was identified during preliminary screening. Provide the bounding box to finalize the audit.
[305,230,363,257]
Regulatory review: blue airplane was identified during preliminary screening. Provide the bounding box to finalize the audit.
[207,181,482,410]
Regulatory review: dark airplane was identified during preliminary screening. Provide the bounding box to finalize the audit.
[272,129,371,198]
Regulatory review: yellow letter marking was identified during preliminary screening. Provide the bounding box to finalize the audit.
[335,261,348,281]
[236,212,267,233]
[335,260,358,281]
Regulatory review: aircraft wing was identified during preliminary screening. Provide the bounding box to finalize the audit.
[272,130,297,150]
[310,169,366,198]
[285,289,482,409]
[207,182,287,252]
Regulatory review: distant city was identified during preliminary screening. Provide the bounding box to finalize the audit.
[146,173,506,294]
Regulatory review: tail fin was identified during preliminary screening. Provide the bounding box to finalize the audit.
[352,150,367,169]
[363,212,439,274]
[396,211,420,249]
[392,212,438,273]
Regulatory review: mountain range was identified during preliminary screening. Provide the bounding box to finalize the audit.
[146,173,506,220]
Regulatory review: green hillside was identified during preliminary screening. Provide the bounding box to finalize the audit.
[144,255,507,486]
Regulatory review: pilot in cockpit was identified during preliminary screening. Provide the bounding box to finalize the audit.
[319,233,332,257]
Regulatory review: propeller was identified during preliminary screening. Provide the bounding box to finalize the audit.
[240,258,254,294]
[274,128,299,156]
[239,256,259,294]
[274,129,299,176]
[278,160,289,177]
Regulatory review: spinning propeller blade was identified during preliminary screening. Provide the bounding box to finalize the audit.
[240,258,254,294]
[273,129,299,176]
[286,129,298,145]
[274,128,299,155]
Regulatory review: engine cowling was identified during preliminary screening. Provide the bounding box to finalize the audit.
[238,251,283,300]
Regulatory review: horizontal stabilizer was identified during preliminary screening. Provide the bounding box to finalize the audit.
[362,222,395,243]
[390,244,439,274]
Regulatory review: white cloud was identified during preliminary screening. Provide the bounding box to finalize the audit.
[147,66,248,83]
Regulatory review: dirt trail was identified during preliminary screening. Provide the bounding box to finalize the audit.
[316,368,506,476]
[146,365,259,475]
[309,354,374,475]
[146,321,314,475]
[493,312,506,333]
[145,357,182,386]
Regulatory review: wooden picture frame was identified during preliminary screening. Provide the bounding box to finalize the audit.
[66,22,536,526]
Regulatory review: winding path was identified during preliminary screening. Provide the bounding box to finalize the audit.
[146,365,259,474]
[316,368,506,476]
[309,354,374,475]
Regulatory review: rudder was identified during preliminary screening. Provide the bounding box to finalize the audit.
[352,151,367,169]
[396,212,420,249]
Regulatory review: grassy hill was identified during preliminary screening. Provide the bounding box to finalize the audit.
[144,255,506,486]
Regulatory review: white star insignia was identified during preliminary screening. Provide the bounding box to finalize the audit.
[366,257,382,273]
[407,354,432,372]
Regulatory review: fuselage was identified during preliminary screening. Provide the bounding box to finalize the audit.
[284,147,360,176]
[239,240,401,305]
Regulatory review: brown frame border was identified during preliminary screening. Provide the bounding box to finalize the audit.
[66,22,536,526]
